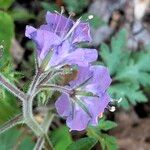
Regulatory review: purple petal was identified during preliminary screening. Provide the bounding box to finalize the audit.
[27,29,61,61]
[69,66,92,88]
[85,66,112,94]
[82,93,110,126]
[55,93,72,117]
[66,104,90,131]
[49,40,71,66]
[76,48,98,62]
[63,48,97,67]
[72,23,92,44]
[39,24,53,32]
[25,25,37,38]
[46,11,73,36]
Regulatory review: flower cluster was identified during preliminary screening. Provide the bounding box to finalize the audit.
[25,11,112,131]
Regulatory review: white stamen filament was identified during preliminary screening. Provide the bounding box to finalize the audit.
[61,15,72,38]
[54,8,64,33]
[63,17,82,41]
[110,97,123,103]
[118,98,123,103]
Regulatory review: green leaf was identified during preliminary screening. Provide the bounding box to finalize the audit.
[0,0,14,10]
[50,126,72,150]
[64,0,90,14]
[0,11,14,53]
[87,119,118,150]
[66,137,97,150]
[0,128,34,149]
[100,29,150,108]
[0,91,20,123]
[115,51,150,86]
[100,134,118,150]
[100,29,129,75]
[98,119,117,131]
[109,82,147,109]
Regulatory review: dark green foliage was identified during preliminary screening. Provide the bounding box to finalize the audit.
[64,0,90,14]
[0,11,14,54]
[67,137,97,150]
[100,29,150,109]
[0,0,14,10]
[0,91,19,123]
[87,118,118,150]
[50,126,73,150]
[0,128,34,149]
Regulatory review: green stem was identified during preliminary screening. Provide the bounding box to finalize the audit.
[34,113,55,150]
[23,70,45,136]
[23,97,44,136]
[0,74,27,101]
[33,137,44,150]
[0,114,23,134]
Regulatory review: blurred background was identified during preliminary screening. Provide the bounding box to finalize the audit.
[0,0,150,150]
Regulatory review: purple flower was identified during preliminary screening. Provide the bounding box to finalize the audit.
[25,12,97,69]
[55,65,112,131]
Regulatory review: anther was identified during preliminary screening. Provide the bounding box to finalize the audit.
[61,6,65,14]
[86,15,94,21]
[88,15,94,20]
[69,12,76,17]
[109,106,116,112]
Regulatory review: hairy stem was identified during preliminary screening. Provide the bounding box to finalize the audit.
[28,70,42,94]
[44,134,54,150]
[0,74,27,101]
[34,113,55,150]
[42,113,54,133]
[23,97,44,136]
[23,70,44,136]
[34,137,44,150]
[0,114,23,134]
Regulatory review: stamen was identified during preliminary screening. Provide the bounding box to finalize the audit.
[61,15,72,38]
[54,7,64,33]
[110,97,123,103]
[118,98,123,103]
[106,101,116,112]
[88,15,94,20]
[107,105,116,112]
[61,6,65,14]
[61,12,75,38]
[86,15,94,21]
[63,17,82,41]
[69,12,75,17]
[54,10,59,14]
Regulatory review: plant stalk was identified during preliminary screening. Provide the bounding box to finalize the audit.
[0,74,27,101]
